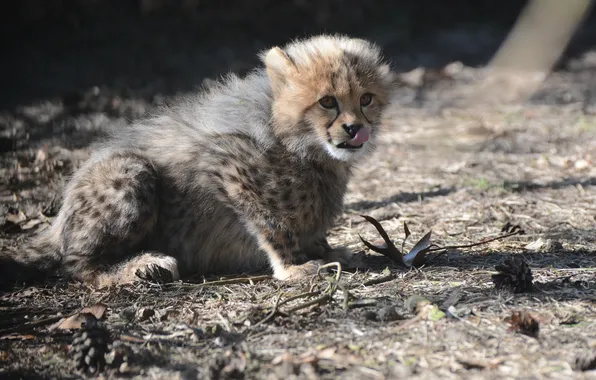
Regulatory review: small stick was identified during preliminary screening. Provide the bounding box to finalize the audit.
[253,292,284,327]
[0,315,64,337]
[276,262,344,315]
[317,262,343,283]
[394,314,424,331]
[166,275,272,287]
[316,261,342,294]
[426,230,523,252]
[284,294,332,314]
[277,291,320,308]
[361,272,396,287]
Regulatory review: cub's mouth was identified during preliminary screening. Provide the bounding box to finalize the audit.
[336,142,363,149]
[336,127,370,150]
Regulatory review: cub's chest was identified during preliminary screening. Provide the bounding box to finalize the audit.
[205,137,350,227]
[263,161,349,229]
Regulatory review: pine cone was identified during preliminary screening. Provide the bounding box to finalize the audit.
[71,315,111,374]
[492,256,533,293]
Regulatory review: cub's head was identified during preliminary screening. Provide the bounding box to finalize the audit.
[261,35,393,162]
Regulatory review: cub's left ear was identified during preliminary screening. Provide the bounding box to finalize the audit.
[260,47,297,95]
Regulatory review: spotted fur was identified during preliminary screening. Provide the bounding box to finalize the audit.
[1,35,394,287]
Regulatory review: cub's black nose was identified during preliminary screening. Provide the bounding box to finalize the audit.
[342,123,362,138]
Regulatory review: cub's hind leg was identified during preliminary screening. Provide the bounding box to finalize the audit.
[56,152,174,286]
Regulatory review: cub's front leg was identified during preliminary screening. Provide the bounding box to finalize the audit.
[216,174,323,280]
[245,219,324,281]
[210,139,327,280]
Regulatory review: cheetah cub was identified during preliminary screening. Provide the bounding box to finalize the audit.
[3,35,394,287]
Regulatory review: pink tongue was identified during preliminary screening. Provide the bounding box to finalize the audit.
[346,128,370,146]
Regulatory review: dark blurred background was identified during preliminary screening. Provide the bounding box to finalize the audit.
[0,0,594,111]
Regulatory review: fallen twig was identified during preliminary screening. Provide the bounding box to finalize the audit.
[251,262,344,323]
[253,292,284,327]
[0,315,63,337]
[167,275,272,287]
[284,293,333,314]
[426,230,523,253]
[360,271,396,287]
[285,262,343,314]
[277,291,320,308]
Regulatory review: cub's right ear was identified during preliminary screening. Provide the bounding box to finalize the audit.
[260,47,297,95]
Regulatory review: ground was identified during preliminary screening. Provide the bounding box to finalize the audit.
[1,7,596,379]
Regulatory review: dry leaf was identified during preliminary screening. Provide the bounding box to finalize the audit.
[271,352,293,366]
[359,215,404,265]
[50,303,107,330]
[51,313,95,330]
[296,351,320,365]
[359,215,430,268]
[403,231,432,267]
[81,303,107,320]
[315,346,337,360]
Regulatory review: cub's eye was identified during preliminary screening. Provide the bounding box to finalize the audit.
[360,93,373,107]
[319,96,338,109]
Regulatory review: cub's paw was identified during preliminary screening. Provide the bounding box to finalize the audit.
[131,253,180,284]
[274,260,326,281]
[136,264,175,284]
[94,254,180,288]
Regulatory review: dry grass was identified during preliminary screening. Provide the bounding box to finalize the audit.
[1,63,595,379]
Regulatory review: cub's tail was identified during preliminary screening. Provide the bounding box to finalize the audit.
[0,234,62,291]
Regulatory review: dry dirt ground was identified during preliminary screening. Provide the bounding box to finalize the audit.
[1,16,596,380]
